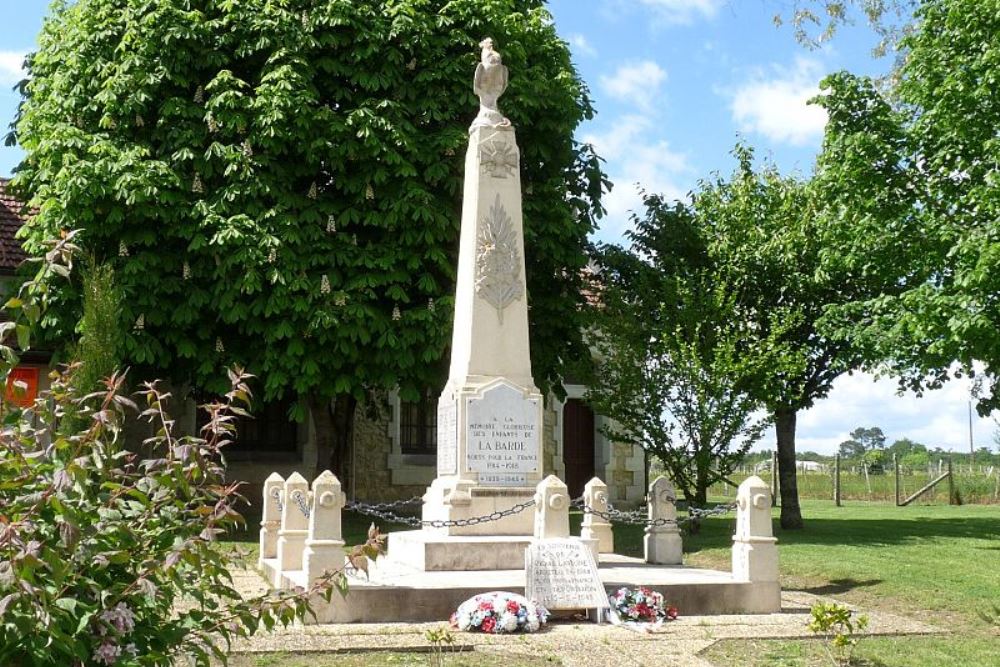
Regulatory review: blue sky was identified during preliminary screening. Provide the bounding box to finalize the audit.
[0,0,996,454]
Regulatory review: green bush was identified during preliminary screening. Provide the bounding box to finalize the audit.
[0,235,383,665]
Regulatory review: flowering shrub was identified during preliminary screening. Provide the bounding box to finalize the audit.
[450,592,548,634]
[0,236,383,665]
[607,587,678,629]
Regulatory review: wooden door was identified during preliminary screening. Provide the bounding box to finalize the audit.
[563,399,596,498]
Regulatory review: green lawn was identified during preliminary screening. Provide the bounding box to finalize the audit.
[685,500,1000,666]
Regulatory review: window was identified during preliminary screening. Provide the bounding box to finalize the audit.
[198,396,299,461]
[399,392,437,455]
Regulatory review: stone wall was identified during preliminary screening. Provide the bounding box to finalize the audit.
[352,397,427,502]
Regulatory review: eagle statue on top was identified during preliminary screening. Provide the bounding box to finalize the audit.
[472,38,511,130]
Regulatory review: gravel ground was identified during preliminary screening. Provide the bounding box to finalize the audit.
[230,569,940,667]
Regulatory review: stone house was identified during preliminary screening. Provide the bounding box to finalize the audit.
[0,179,646,506]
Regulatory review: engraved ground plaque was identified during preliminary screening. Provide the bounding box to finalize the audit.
[525,539,608,611]
[465,383,539,476]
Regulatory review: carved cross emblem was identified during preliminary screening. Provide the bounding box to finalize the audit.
[479,137,519,179]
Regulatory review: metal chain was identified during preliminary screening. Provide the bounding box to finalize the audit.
[350,496,422,512]
[290,489,311,518]
[345,498,535,528]
[270,486,284,513]
[571,497,737,527]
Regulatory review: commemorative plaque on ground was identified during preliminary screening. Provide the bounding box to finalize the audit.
[525,539,608,612]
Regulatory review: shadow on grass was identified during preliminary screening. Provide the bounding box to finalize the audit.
[793,578,883,595]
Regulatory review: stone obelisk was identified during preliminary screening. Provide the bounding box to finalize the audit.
[421,38,544,537]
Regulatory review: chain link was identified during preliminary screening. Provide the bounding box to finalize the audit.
[345,498,535,528]
[270,486,284,513]
[290,489,310,518]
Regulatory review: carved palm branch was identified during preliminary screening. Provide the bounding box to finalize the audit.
[475,194,525,323]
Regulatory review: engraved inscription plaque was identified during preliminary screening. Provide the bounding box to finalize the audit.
[436,395,458,475]
[525,539,608,610]
[465,383,539,475]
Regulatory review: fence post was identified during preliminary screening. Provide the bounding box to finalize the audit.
[894,454,901,506]
[644,476,682,565]
[581,477,614,554]
[533,475,570,539]
[258,472,284,570]
[732,476,779,588]
[275,472,310,585]
[770,450,779,507]
[948,456,955,505]
[303,470,346,585]
[834,454,841,507]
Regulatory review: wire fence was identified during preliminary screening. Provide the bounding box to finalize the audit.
[713,465,1000,505]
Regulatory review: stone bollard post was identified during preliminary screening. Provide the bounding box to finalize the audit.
[275,472,310,586]
[533,475,570,539]
[581,477,614,554]
[732,475,779,583]
[303,471,347,585]
[644,476,682,565]
[257,472,285,570]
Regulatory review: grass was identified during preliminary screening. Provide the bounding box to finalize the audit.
[684,500,1000,666]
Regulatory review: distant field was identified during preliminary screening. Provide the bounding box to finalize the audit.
[710,469,1000,504]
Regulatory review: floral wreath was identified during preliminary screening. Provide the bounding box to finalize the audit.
[607,586,678,632]
[451,591,549,634]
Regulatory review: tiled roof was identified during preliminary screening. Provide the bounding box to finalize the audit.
[0,178,29,274]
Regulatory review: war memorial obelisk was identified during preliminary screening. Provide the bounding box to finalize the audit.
[390,39,544,570]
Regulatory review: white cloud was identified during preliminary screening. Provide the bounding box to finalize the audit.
[583,114,692,242]
[600,61,667,111]
[637,0,722,24]
[568,34,597,58]
[728,57,828,147]
[0,51,25,86]
[758,370,999,455]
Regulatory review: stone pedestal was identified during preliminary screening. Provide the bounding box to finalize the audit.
[581,477,614,553]
[257,472,284,570]
[275,472,309,585]
[644,476,683,565]
[302,471,346,584]
[732,475,779,584]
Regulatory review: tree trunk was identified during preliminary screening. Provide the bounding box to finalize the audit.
[309,394,357,496]
[774,406,804,529]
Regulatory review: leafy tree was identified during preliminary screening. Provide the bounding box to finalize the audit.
[849,426,886,450]
[11,0,605,490]
[838,439,865,460]
[887,437,926,459]
[588,194,781,506]
[814,0,1000,416]
[774,1,916,59]
[689,146,911,529]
